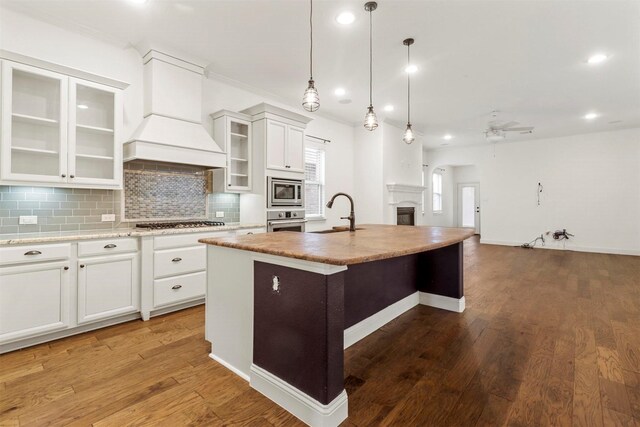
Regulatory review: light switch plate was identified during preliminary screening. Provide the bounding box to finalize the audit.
[215,211,224,218]
[101,214,116,222]
[19,215,38,225]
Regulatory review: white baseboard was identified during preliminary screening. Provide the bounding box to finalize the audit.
[250,364,348,427]
[419,292,465,313]
[480,239,640,256]
[343,292,419,349]
[209,353,250,382]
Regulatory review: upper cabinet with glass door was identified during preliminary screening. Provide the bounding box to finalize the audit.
[0,59,126,189]
[211,110,252,193]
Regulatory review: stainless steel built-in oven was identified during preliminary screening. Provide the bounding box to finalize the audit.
[267,177,304,208]
[267,210,306,232]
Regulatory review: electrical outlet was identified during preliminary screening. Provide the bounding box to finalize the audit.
[19,215,38,225]
[101,214,116,222]
[215,211,224,218]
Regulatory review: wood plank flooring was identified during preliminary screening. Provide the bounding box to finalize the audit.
[1,237,639,426]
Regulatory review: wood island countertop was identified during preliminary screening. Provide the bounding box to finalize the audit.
[199,224,475,266]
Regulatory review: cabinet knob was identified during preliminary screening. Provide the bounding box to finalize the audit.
[61,174,66,178]
[171,284,182,290]
[80,264,85,268]
[104,244,117,249]
[285,165,291,169]
[24,250,42,256]
[70,175,75,179]
[64,266,69,271]
[247,232,254,235]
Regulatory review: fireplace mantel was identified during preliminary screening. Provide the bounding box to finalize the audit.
[386,183,426,206]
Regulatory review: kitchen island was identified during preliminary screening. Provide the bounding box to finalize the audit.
[200,224,474,427]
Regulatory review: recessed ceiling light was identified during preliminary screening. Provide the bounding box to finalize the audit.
[77,104,89,109]
[584,112,599,120]
[405,64,418,74]
[443,134,453,140]
[383,104,394,112]
[587,54,608,64]
[336,11,355,25]
[334,88,346,96]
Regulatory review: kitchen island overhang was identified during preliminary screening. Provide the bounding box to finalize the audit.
[200,225,475,427]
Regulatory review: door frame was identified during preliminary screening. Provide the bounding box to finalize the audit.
[456,182,480,234]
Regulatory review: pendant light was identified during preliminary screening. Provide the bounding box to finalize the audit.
[302,0,320,112]
[403,38,415,144]
[363,1,378,131]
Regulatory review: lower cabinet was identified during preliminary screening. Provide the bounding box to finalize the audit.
[0,261,71,343]
[77,252,140,324]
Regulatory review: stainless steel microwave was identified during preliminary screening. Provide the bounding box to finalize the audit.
[267,177,304,208]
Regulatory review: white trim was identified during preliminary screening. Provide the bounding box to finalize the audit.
[0,50,129,89]
[250,364,348,427]
[252,254,348,276]
[210,353,250,382]
[344,292,419,349]
[419,292,465,313]
[480,239,640,256]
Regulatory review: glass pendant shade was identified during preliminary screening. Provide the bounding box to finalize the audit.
[364,105,378,131]
[302,79,320,112]
[403,123,415,144]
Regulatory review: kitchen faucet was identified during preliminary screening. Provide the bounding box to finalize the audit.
[326,193,356,232]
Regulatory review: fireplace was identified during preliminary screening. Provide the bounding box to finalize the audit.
[396,207,415,226]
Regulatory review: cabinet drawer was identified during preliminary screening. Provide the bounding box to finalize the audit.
[154,231,234,250]
[236,227,266,236]
[154,246,206,279]
[77,238,138,257]
[154,271,206,308]
[0,243,70,266]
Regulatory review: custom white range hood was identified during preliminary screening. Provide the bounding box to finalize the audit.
[124,48,226,168]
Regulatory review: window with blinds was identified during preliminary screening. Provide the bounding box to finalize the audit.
[305,146,325,217]
[432,172,443,213]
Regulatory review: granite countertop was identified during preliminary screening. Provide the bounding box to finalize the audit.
[0,223,265,246]
[199,224,476,266]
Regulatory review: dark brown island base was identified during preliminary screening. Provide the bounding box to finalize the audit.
[200,224,475,427]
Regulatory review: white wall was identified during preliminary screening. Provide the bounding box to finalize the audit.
[424,128,640,255]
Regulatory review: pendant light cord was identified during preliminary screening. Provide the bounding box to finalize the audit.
[309,0,313,80]
[369,8,373,106]
[407,43,410,123]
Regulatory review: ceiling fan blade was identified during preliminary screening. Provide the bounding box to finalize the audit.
[503,126,534,132]
[498,121,520,129]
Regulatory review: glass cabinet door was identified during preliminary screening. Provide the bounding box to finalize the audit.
[68,79,121,186]
[227,117,251,191]
[1,61,68,183]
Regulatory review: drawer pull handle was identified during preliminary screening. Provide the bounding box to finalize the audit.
[24,250,42,256]
[247,232,254,235]
[172,257,182,263]
[171,285,182,290]
[104,244,117,249]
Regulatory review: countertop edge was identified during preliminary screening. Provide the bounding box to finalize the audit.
[199,228,475,266]
[0,223,265,246]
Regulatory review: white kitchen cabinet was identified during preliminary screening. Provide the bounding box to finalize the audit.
[77,252,139,324]
[265,120,305,173]
[211,111,252,192]
[0,261,71,344]
[0,59,125,189]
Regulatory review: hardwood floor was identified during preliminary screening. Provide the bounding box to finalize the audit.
[1,236,639,426]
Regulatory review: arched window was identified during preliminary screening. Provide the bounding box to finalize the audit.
[432,172,443,213]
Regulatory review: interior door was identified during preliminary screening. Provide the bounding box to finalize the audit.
[458,183,480,234]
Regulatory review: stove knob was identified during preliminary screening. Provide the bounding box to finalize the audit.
[278,212,284,218]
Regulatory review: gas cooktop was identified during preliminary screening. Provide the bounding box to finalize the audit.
[135,221,225,230]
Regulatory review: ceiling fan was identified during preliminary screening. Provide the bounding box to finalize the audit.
[484,111,534,142]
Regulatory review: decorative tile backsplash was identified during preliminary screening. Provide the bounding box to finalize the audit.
[0,186,118,234]
[0,162,242,234]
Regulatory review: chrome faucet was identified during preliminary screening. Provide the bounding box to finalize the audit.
[326,193,356,232]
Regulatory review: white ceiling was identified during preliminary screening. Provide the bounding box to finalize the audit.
[4,0,640,149]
